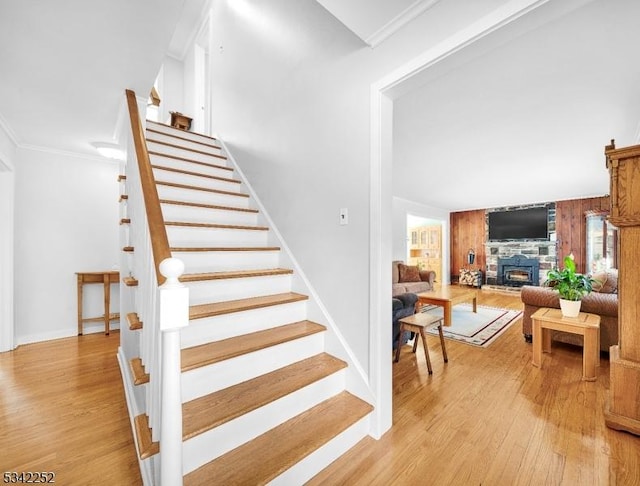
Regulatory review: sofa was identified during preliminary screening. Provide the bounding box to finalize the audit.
[520,269,619,352]
[392,293,418,350]
[392,260,436,297]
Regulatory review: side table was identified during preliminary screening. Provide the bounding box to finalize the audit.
[531,307,600,381]
[76,271,120,335]
[394,312,448,374]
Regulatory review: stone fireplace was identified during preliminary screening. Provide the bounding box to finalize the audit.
[485,240,556,287]
[497,254,540,287]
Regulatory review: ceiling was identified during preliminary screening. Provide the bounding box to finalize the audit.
[0,0,187,158]
[1,0,638,214]
[315,0,443,47]
[390,0,640,211]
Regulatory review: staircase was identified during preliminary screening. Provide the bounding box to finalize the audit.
[118,112,373,484]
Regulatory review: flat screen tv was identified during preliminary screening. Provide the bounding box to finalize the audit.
[488,207,548,241]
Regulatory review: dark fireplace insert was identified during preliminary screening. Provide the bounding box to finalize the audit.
[497,255,540,287]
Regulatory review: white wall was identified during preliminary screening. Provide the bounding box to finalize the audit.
[205,0,500,371]
[0,124,16,352]
[14,148,120,344]
[392,196,450,284]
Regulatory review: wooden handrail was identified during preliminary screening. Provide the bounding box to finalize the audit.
[125,89,171,285]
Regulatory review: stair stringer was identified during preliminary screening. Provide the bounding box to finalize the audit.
[219,139,375,411]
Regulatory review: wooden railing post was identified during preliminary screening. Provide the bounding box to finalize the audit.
[158,258,189,485]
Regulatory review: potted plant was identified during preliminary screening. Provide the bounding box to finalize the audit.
[545,254,596,317]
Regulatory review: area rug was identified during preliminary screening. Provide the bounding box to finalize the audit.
[423,303,522,348]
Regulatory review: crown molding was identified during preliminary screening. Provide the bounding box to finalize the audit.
[366,0,443,48]
[0,112,20,147]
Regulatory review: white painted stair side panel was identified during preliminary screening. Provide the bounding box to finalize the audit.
[180,332,326,402]
[161,203,258,226]
[180,301,308,348]
[149,153,232,178]
[182,369,346,474]
[166,225,269,247]
[171,249,280,273]
[184,274,292,305]
[145,131,224,155]
[157,184,250,208]
[145,123,217,145]
[152,167,242,193]
[270,414,371,486]
[146,141,223,165]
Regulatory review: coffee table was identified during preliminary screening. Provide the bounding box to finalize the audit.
[416,285,477,327]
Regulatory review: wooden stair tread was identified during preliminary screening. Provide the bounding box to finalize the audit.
[146,128,222,150]
[171,246,280,252]
[189,292,308,320]
[183,392,373,486]
[129,357,149,385]
[181,320,326,372]
[149,150,231,170]
[127,312,142,330]
[151,164,240,184]
[123,277,139,287]
[146,120,218,142]
[180,268,292,283]
[147,138,223,159]
[122,246,134,252]
[182,352,344,440]
[157,180,248,198]
[133,414,159,460]
[165,221,268,231]
[160,198,258,214]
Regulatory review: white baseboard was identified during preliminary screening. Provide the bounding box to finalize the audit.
[15,323,121,346]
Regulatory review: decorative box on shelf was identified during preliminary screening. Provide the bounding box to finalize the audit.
[459,268,482,288]
[169,111,192,131]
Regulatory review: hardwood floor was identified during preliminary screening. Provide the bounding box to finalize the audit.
[310,289,640,485]
[0,332,141,484]
[2,289,639,485]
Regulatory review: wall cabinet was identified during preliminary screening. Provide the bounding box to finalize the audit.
[408,225,442,281]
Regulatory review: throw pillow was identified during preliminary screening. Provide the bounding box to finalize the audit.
[600,269,618,294]
[398,264,421,282]
[591,271,607,292]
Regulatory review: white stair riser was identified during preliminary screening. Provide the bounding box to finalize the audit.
[147,141,223,165]
[145,124,217,145]
[152,168,242,193]
[166,226,269,246]
[157,185,250,208]
[184,275,292,305]
[181,332,325,402]
[149,153,232,178]
[271,415,371,486]
[171,250,280,273]
[161,203,258,226]
[182,370,346,474]
[145,131,224,155]
[180,301,308,348]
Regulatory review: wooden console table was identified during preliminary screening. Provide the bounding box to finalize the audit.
[76,271,120,336]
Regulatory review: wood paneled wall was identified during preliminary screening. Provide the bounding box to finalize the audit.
[449,196,610,280]
[450,209,486,279]
[556,196,610,274]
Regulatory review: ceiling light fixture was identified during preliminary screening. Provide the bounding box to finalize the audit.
[91,142,125,161]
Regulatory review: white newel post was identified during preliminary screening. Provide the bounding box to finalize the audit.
[158,258,189,485]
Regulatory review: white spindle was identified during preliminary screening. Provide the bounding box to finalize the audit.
[159,258,189,485]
